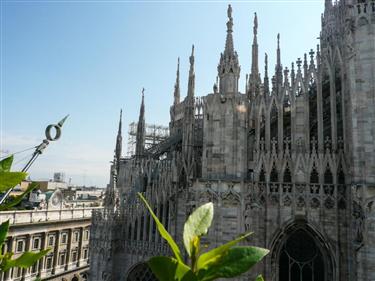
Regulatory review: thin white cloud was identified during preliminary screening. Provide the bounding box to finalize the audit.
[1,132,111,187]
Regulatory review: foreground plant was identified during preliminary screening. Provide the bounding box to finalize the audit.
[0,155,50,274]
[138,192,269,281]
[0,155,37,210]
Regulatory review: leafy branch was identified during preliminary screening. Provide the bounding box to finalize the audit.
[138,192,269,281]
[0,155,51,274]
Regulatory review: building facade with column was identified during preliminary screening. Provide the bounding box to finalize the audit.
[0,207,98,281]
[90,1,375,280]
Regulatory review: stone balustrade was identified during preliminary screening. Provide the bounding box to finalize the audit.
[0,207,102,225]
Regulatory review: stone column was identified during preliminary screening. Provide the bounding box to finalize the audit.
[38,232,48,277]
[52,231,61,274]
[77,227,84,267]
[21,234,31,280]
[65,229,72,270]
[4,237,15,281]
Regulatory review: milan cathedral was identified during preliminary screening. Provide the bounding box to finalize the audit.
[90,1,375,280]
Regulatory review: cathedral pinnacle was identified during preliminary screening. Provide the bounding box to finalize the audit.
[275,33,283,92]
[217,5,240,94]
[249,12,260,97]
[225,5,234,55]
[264,52,269,94]
[115,109,123,172]
[174,57,180,105]
[187,45,195,99]
[135,88,145,159]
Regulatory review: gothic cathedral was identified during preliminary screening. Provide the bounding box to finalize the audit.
[90,1,375,280]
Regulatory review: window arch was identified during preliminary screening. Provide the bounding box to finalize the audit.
[270,102,278,146]
[309,73,318,145]
[283,165,292,183]
[279,229,325,281]
[324,166,333,184]
[310,166,319,184]
[260,112,266,148]
[126,262,157,281]
[259,165,266,182]
[322,65,332,142]
[335,58,344,142]
[270,165,279,182]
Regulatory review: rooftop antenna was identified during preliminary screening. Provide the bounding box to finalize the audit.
[0,115,69,205]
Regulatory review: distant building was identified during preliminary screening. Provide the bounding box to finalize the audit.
[0,206,99,281]
[53,173,66,183]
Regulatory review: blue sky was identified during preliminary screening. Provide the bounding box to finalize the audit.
[1,0,324,187]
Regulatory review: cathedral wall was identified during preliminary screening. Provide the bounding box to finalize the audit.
[202,93,248,180]
[189,179,351,281]
[346,3,375,185]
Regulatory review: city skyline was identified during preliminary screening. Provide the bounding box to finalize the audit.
[1,0,324,187]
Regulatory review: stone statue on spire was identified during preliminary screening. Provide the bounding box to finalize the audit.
[218,4,240,94]
[253,12,258,37]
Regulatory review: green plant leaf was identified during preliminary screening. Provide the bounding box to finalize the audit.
[255,274,265,281]
[137,192,184,263]
[148,256,197,281]
[183,202,213,257]
[0,183,38,211]
[0,156,13,173]
[0,220,10,246]
[196,231,253,270]
[0,172,27,193]
[197,246,269,281]
[2,248,51,272]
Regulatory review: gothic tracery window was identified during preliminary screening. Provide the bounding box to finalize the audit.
[126,263,157,281]
[309,74,318,145]
[335,59,344,142]
[270,165,279,182]
[279,229,325,281]
[270,102,278,146]
[283,98,291,146]
[322,66,332,142]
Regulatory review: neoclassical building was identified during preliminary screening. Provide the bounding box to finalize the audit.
[90,1,375,280]
[0,206,96,281]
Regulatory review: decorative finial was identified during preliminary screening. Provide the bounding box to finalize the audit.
[190,45,195,66]
[174,57,181,105]
[176,57,180,83]
[277,33,280,49]
[296,58,302,70]
[264,53,268,75]
[227,4,232,19]
[142,87,145,97]
[226,4,233,32]
[253,12,258,36]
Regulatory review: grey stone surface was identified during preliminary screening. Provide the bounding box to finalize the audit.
[90,1,375,281]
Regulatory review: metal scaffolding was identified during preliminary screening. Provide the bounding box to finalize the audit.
[127,122,169,157]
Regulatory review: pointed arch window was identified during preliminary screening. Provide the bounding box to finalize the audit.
[126,262,157,281]
[279,229,325,281]
[335,59,344,142]
[270,102,278,146]
[270,165,278,182]
[259,166,266,182]
[324,167,333,184]
[310,167,319,184]
[283,98,291,144]
[322,65,332,141]
[260,112,266,147]
[337,165,345,185]
[133,219,138,240]
[309,73,318,144]
[283,166,292,183]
